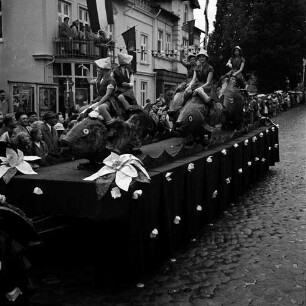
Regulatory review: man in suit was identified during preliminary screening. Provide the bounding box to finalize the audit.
[41,111,59,156]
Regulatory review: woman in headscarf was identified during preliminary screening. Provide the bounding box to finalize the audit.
[113,53,137,113]
[80,57,117,130]
[225,46,247,89]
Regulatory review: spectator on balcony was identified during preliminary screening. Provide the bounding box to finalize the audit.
[79,26,86,40]
[59,17,73,39]
[85,25,96,41]
[70,20,80,39]
[113,53,137,114]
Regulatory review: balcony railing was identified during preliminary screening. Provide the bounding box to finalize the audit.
[53,38,111,59]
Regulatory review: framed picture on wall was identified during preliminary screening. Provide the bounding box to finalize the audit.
[37,85,59,118]
[9,83,36,114]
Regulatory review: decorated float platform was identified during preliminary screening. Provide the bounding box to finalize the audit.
[0,124,280,274]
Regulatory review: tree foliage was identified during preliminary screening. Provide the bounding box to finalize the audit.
[208,0,306,92]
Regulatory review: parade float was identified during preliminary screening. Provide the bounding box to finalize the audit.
[0,84,281,303]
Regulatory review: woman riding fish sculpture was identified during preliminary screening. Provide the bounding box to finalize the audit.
[80,57,120,135]
[113,53,138,116]
[225,46,247,89]
[185,50,221,127]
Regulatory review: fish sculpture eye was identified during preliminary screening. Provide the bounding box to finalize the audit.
[188,115,193,122]
[83,128,90,135]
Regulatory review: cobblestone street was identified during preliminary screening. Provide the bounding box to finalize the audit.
[31,105,306,306]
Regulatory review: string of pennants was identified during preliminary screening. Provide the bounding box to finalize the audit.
[112,45,202,57]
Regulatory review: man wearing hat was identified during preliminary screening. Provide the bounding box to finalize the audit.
[80,57,118,130]
[225,46,247,89]
[41,111,60,156]
[113,53,138,114]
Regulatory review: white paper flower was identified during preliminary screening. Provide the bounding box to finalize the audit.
[276,124,279,128]
[234,143,239,148]
[225,177,231,184]
[0,148,40,183]
[187,163,194,172]
[274,144,278,148]
[212,190,218,198]
[259,133,264,138]
[0,194,6,203]
[272,127,275,131]
[269,147,272,151]
[33,187,43,195]
[165,172,172,182]
[196,205,202,211]
[248,161,252,166]
[132,189,143,199]
[150,228,159,238]
[206,156,213,163]
[111,186,121,199]
[136,283,145,288]
[252,136,257,142]
[84,152,150,192]
[174,216,181,224]
[261,158,266,163]
[255,157,259,161]
[238,168,243,174]
[244,140,249,146]
[221,149,227,155]
[266,129,269,134]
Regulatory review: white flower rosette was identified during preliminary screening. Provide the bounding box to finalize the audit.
[84,152,150,200]
[0,148,40,183]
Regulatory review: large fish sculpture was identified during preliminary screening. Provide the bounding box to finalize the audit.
[62,108,154,162]
[219,76,245,129]
[168,91,185,122]
[175,95,223,135]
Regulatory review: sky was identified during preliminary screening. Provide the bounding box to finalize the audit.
[194,0,217,34]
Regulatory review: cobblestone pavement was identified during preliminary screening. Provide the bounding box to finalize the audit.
[31,105,306,306]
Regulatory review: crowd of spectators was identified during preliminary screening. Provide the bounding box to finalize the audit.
[245,90,304,123]
[143,93,174,140]
[0,102,78,167]
[58,17,112,56]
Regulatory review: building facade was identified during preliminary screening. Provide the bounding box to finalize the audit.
[0,0,201,118]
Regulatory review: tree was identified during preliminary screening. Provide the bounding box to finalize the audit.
[208,0,306,92]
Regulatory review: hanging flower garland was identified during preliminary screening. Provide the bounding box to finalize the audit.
[0,148,40,183]
[84,152,150,200]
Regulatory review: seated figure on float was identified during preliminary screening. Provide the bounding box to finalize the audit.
[175,52,198,94]
[80,57,118,134]
[225,46,247,89]
[184,49,218,109]
[113,53,138,115]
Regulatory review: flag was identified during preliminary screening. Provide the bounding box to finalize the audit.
[86,0,114,33]
[122,27,137,73]
[188,20,195,46]
[204,0,209,48]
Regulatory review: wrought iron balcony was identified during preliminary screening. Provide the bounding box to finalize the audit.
[53,38,111,59]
